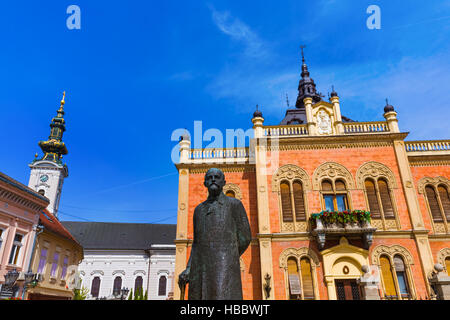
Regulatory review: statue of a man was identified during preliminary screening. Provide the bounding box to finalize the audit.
[178,168,251,300]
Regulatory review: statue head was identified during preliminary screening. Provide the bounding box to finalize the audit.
[204,168,226,197]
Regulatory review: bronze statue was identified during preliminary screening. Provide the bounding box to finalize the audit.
[178,168,251,300]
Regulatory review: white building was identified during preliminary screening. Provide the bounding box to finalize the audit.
[61,221,176,300]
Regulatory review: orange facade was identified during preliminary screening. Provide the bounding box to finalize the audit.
[174,59,450,300]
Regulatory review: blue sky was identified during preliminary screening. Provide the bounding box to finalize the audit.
[0,1,449,224]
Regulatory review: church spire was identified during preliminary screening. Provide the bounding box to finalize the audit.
[36,92,69,163]
[295,45,322,108]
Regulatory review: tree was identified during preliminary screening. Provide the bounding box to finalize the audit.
[128,288,133,300]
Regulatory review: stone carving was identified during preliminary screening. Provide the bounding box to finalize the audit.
[417,176,450,194]
[312,162,355,190]
[355,161,398,189]
[222,183,243,200]
[371,245,414,266]
[437,248,450,269]
[316,109,332,135]
[178,168,251,300]
[279,247,320,269]
[272,164,311,192]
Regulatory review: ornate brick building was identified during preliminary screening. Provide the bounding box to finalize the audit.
[173,51,450,300]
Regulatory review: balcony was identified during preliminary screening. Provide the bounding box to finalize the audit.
[310,211,377,250]
[405,140,450,156]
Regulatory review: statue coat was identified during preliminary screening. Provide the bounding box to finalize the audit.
[187,192,251,300]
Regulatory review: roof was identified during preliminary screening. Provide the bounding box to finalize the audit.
[0,171,49,204]
[60,221,176,250]
[39,210,82,248]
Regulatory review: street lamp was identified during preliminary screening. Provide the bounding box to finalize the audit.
[1,269,20,298]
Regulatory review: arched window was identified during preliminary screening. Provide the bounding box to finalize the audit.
[280,181,293,222]
[285,256,316,300]
[364,178,395,220]
[300,257,314,300]
[280,180,306,223]
[321,179,349,211]
[91,277,101,298]
[158,275,167,296]
[135,276,143,294]
[425,186,444,222]
[225,190,236,198]
[438,185,450,221]
[380,255,397,299]
[365,179,380,218]
[38,189,45,196]
[293,181,306,221]
[287,258,300,300]
[393,255,410,299]
[113,276,122,296]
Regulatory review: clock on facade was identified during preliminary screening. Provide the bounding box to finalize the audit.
[40,175,49,183]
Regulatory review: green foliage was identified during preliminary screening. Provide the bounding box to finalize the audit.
[144,290,148,300]
[310,210,371,226]
[128,288,133,300]
[73,286,89,300]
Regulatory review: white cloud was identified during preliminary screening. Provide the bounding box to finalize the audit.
[209,6,269,59]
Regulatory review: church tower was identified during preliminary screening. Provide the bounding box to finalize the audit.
[28,92,69,217]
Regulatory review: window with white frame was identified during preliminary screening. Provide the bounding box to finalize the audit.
[8,233,23,265]
[61,256,69,279]
[37,248,48,274]
[50,251,60,277]
[158,275,167,296]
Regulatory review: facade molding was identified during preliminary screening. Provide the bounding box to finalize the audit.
[223,183,243,200]
[417,176,450,194]
[355,161,399,189]
[271,164,311,193]
[312,162,355,190]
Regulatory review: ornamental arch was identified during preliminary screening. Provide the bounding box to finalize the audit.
[312,162,355,190]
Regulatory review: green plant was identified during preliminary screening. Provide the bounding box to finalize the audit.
[73,286,89,300]
[128,288,133,300]
[310,210,371,225]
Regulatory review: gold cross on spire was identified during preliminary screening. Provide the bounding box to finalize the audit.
[61,91,66,105]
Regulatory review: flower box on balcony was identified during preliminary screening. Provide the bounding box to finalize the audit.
[310,210,376,250]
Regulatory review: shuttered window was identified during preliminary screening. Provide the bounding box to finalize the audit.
[365,179,380,219]
[446,258,450,277]
[280,182,293,222]
[293,181,306,221]
[335,180,346,191]
[300,257,314,300]
[426,186,443,222]
[287,258,300,300]
[379,179,395,219]
[438,185,450,221]
[322,180,333,191]
[380,256,397,298]
[91,277,101,298]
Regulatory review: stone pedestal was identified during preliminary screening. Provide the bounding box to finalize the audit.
[358,265,381,300]
[429,264,450,300]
